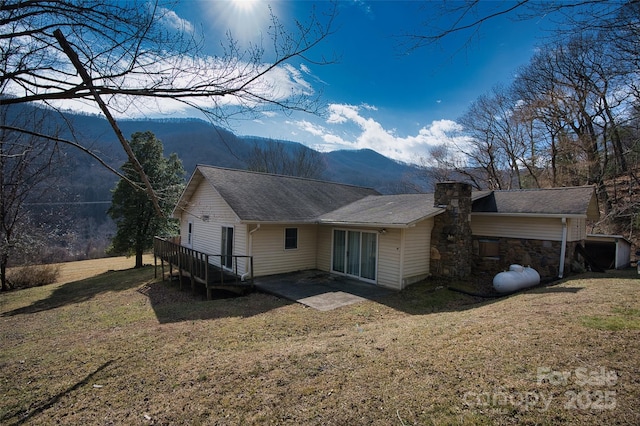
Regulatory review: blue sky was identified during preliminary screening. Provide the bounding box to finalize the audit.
[149,1,556,163]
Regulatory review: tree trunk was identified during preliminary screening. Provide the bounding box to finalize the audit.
[1,261,9,291]
[135,250,143,269]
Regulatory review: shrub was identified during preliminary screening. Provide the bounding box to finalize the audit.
[7,264,61,289]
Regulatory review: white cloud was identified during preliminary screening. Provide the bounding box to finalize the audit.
[12,50,318,120]
[300,64,311,74]
[295,103,470,164]
[159,8,194,33]
[294,120,327,137]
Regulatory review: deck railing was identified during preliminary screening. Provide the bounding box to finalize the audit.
[153,237,254,299]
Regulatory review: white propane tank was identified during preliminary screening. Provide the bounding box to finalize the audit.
[493,264,541,293]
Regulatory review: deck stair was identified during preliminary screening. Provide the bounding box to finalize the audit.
[153,237,254,299]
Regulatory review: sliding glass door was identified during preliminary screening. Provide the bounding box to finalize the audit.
[332,229,377,282]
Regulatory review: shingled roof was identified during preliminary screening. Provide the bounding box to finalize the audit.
[174,165,380,222]
[318,194,444,227]
[472,186,599,219]
[175,166,600,225]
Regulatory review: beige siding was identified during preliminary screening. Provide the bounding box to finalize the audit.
[177,181,249,272]
[471,215,564,241]
[377,228,402,289]
[568,218,586,241]
[471,215,588,243]
[250,224,318,276]
[316,226,332,272]
[402,219,433,285]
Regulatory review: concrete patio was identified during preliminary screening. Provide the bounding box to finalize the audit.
[253,270,395,311]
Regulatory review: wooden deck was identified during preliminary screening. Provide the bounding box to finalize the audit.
[153,237,254,300]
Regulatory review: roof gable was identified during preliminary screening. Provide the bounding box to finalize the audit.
[472,186,599,219]
[176,165,379,222]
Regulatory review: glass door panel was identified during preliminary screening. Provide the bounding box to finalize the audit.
[221,226,233,268]
[332,229,377,282]
[332,230,346,273]
[360,232,377,280]
[346,231,361,276]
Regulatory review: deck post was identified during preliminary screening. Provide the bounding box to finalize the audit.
[177,246,183,287]
[205,254,211,300]
[190,249,196,293]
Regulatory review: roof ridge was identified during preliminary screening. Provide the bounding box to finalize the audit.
[493,185,594,192]
[196,164,377,191]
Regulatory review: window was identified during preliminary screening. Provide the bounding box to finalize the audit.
[285,228,298,250]
[478,239,500,258]
[187,222,193,246]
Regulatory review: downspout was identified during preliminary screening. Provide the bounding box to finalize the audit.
[558,217,568,278]
[241,224,260,281]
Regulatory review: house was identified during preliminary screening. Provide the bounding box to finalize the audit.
[171,165,600,290]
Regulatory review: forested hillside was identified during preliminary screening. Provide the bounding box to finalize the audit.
[6,106,423,263]
[422,18,640,254]
[5,98,639,266]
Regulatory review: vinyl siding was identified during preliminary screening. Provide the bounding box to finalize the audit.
[316,226,332,272]
[177,181,249,272]
[471,215,564,241]
[567,218,586,241]
[377,228,402,289]
[402,219,433,284]
[250,224,318,276]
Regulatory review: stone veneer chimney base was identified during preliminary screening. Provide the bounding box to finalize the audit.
[431,182,473,279]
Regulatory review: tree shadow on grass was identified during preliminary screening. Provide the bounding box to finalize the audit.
[1,267,154,317]
[139,276,293,324]
[376,273,595,316]
[1,360,116,425]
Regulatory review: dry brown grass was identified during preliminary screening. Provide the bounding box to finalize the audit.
[52,254,155,284]
[1,259,639,425]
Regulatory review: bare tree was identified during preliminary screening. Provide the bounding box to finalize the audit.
[400,1,630,53]
[0,0,336,209]
[247,140,327,179]
[0,105,62,290]
[457,84,543,190]
[511,33,638,212]
[1,1,336,116]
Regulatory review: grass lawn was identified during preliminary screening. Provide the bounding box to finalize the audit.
[1,258,639,425]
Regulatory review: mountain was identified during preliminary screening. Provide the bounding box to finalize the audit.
[3,105,431,261]
[323,149,421,194]
[41,110,429,198]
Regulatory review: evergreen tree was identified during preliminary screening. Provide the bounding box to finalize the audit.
[108,132,185,268]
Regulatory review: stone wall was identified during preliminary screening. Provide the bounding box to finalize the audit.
[431,182,473,279]
[472,236,582,280]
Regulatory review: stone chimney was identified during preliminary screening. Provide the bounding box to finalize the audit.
[431,182,473,279]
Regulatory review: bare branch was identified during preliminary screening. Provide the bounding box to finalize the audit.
[0,124,142,191]
[53,28,164,217]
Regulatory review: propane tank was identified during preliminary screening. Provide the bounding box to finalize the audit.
[493,264,541,293]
